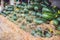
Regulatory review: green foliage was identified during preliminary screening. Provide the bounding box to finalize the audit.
[56,26,60,31]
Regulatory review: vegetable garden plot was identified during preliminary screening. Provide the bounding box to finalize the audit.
[0,0,60,39]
